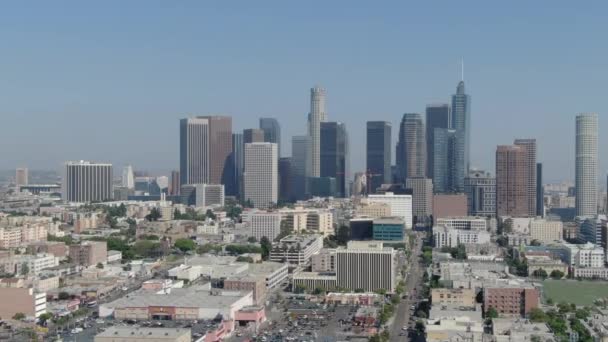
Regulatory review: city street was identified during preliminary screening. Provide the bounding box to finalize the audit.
[390,233,425,342]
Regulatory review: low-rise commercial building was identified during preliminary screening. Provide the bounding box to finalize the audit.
[484,286,539,317]
[94,327,192,342]
[432,225,491,248]
[69,241,107,266]
[372,217,405,241]
[435,217,487,231]
[0,287,46,319]
[431,288,476,307]
[269,234,323,266]
[530,219,563,243]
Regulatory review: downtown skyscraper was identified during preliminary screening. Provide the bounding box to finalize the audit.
[425,104,450,181]
[495,139,536,217]
[291,135,312,200]
[396,113,426,182]
[451,81,471,192]
[320,122,349,198]
[63,161,113,203]
[575,113,598,217]
[260,118,281,156]
[244,142,278,208]
[366,121,391,193]
[308,86,327,178]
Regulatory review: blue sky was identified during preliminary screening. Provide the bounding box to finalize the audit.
[0,1,606,182]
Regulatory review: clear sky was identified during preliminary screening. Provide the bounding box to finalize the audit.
[1,1,606,182]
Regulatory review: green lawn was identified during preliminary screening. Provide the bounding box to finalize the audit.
[543,279,608,305]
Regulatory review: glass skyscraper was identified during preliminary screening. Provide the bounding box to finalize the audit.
[259,117,281,156]
[396,113,426,183]
[425,104,450,180]
[320,122,349,197]
[291,135,311,200]
[433,128,456,193]
[366,121,391,194]
[451,81,470,192]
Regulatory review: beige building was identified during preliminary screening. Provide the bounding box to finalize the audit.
[224,276,266,304]
[280,207,334,236]
[530,219,563,243]
[69,241,107,266]
[431,288,476,307]
[0,287,46,319]
[95,327,191,342]
[356,201,392,218]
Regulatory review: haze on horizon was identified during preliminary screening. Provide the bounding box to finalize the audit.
[0,1,606,182]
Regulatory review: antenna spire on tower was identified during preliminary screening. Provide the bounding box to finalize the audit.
[461,58,464,81]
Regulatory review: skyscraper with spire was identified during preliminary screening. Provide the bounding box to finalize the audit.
[451,79,471,192]
[308,86,327,178]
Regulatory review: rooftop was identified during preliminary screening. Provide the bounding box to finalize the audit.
[95,326,191,339]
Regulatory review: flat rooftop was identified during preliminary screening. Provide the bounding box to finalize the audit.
[95,326,191,339]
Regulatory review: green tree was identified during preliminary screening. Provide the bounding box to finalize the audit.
[532,269,548,279]
[205,209,216,220]
[529,308,547,322]
[20,262,29,276]
[38,312,52,326]
[486,307,499,319]
[133,240,161,258]
[336,225,350,245]
[12,312,25,320]
[236,256,254,263]
[260,236,272,260]
[174,238,196,252]
[415,320,426,334]
[530,239,542,246]
[197,243,222,254]
[550,270,565,279]
[247,236,257,243]
[96,262,104,269]
[145,207,162,221]
[294,284,307,294]
[58,292,70,300]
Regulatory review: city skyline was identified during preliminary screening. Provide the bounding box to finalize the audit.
[1,2,608,182]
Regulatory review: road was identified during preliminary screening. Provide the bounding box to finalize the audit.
[390,233,425,342]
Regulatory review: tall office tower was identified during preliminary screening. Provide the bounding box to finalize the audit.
[432,128,457,193]
[15,167,28,186]
[425,104,450,180]
[200,116,232,185]
[576,113,599,217]
[514,139,537,217]
[405,178,433,220]
[451,81,471,192]
[336,241,397,292]
[320,122,349,198]
[366,121,392,194]
[180,117,209,185]
[308,86,327,178]
[496,144,532,217]
[260,118,281,156]
[243,128,265,144]
[464,170,496,217]
[121,165,134,189]
[244,142,278,208]
[226,133,244,197]
[396,113,426,182]
[169,170,180,196]
[279,157,292,203]
[536,163,544,217]
[63,161,113,203]
[291,136,312,200]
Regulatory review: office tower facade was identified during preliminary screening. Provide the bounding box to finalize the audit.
[291,135,312,200]
[514,139,537,217]
[575,113,598,217]
[425,104,451,180]
[336,241,397,292]
[432,128,457,193]
[169,170,180,196]
[405,178,433,220]
[320,122,349,197]
[179,117,209,185]
[199,116,232,185]
[366,121,392,194]
[368,192,413,229]
[496,145,530,217]
[451,81,471,192]
[180,183,225,207]
[279,157,292,203]
[536,163,544,217]
[308,86,327,178]
[244,142,278,208]
[464,170,496,217]
[396,113,426,182]
[226,133,243,197]
[121,165,134,189]
[243,128,265,144]
[63,161,113,203]
[15,168,28,187]
[259,118,281,156]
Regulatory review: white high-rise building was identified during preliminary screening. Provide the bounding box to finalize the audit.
[244,142,278,208]
[121,165,134,189]
[249,212,282,241]
[367,192,413,229]
[15,167,28,186]
[63,161,113,203]
[336,241,397,293]
[180,117,210,185]
[307,86,327,178]
[575,113,598,217]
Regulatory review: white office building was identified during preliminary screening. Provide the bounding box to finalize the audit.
[367,192,413,229]
[244,143,278,208]
[249,212,282,241]
[269,234,323,266]
[561,242,604,268]
[432,225,491,248]
[336,241,397,292]
[575,113,598,217]
[63,161,113,203]
[435,217,487,231]
[529,219,563,243]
